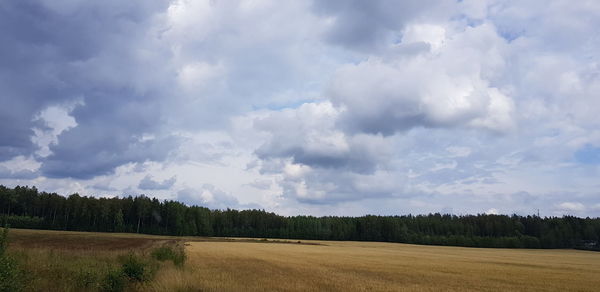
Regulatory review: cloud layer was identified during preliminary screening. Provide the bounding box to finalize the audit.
[1,0,599,217]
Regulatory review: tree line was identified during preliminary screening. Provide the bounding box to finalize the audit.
[1,185,599,249]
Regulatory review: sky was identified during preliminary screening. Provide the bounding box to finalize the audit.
[1,0,599,217]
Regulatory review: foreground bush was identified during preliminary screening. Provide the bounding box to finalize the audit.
[0,227,26,292]
[0,255,26,292]
[101,269,126,292]
[120,253,155,282]
[151,246,186,267]
[0,226,7,255]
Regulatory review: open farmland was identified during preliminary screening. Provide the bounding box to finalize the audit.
[5,228,600,291]
[152,242,600,291]
[153,240,600,291]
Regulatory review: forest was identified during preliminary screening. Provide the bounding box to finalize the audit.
[1,185,599,249]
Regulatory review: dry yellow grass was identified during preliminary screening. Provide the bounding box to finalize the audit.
[7,228,183,291]
[7,229,600,291]
[150,240,600,292]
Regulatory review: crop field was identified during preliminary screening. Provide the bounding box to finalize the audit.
[156,240,600,291]
[5,229,600,291]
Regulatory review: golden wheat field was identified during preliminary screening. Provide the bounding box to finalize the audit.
[8,229,600,291]
[152,240,600,292]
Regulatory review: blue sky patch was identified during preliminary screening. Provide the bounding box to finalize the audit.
[575,144,600,164]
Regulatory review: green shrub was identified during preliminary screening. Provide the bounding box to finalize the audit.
[120,253,152,282]
[0,227,8,256]
[75,268,100,289]
[101,269,125,292]
[150,246,173,261]
[0,255,25,292]
[151,246,186,267]
[0,227,26,292]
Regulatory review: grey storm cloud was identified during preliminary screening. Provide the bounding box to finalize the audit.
[311,0,441,51]
[39,91,180,179]
[0,0,177,178]
[138,175,176,190]
[2,0,324,180]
